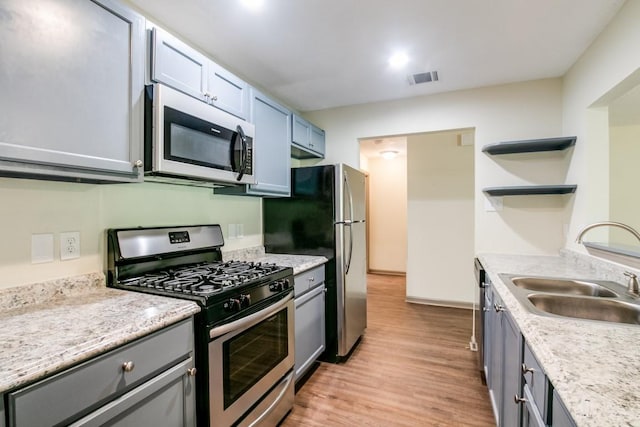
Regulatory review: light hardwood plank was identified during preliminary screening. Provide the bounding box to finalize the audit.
[282,273,495,426]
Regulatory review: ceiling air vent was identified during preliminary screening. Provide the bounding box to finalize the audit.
[408,71,439,85]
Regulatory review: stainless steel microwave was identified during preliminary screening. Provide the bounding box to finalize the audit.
[145,83,255,185]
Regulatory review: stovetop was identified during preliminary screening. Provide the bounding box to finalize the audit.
[116,260,290,303]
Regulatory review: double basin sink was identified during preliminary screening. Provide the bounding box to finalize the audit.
[499,275,640,325]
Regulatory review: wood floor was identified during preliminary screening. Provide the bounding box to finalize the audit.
[281,274,495,427]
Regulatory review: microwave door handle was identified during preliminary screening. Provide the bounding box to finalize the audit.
[235,125,247,181]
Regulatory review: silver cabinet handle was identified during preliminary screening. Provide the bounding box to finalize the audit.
[308,277,315,282]
[514,394,527,404]
[522,363,535,375]
[212,95,218,101]
[187,367,197,377]
[133,160,143,168]
[494,303,505,312]
[122,361,135,372]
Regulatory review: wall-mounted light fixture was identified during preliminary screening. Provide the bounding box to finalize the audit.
[380,150,399,160]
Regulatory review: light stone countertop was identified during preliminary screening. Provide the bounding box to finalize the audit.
[223,246,328,275]
[0,272,200,394]
[478,252,640,427]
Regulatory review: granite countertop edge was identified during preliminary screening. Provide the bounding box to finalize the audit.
[0,273,200,394]
[477,252,640,427]
[0,253,326,395]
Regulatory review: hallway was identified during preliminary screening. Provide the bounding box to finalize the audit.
[281,274,495,426]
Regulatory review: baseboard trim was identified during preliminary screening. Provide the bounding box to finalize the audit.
[405,296,473,310]
[368,269,406,276]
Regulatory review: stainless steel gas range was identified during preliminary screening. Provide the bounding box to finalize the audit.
[106,224,294,427]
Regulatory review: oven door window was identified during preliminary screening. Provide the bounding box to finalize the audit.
[163,106,240,171]
[222,309,289,409]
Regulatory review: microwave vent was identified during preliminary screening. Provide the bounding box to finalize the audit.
[408,71,439,85]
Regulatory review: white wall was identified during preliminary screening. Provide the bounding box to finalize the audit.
[304,79,563,305]
[562,0,640,251]
[0,178,261,289]
[610,124,640,245]
[364,155,407,273]
[406,132,474,304]
[305,78,564,255]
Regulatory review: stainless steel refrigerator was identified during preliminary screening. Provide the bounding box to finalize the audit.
[263,164,367,362]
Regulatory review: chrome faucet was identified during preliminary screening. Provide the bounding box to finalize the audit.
[623,272,640,297]
[575,221,640,244]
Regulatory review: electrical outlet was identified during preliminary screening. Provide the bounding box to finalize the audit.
[60,232,80,260]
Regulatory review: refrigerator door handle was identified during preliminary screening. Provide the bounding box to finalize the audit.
[343,171,355,222]
[343,170,355,275]
[345,223,354,275]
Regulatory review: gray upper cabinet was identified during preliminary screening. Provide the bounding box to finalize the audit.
[0,0,145,183]
[151,27,249,119]
[207,62,250,120]
[291,114,325,158]
[216,88,291,196]
[150,27,208,103]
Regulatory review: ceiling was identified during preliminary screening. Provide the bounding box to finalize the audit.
[126,0,626,112]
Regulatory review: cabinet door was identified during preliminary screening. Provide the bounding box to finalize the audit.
[487,293,504,425]
[482,284,492,381]
[207,62,249,119]
[151,27,208,103]
[0,0,145,182]
[69,358,196,427]
[501,312,522,427]
[551,390,577,427]
[310,125,326,157]
[246,89,291,196]
[294,284,326,382]
[292,114,311,148]
[522,384,545,427]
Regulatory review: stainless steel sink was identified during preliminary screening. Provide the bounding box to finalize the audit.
[527,293,640,325]
[510,276,618,297]
[499,274,640,325]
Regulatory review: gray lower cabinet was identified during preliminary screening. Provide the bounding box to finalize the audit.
[6,318,195,427]
[486,286,523,427]
[486,278,578,427]
[291,114,325,159]
[294,265,326,382]
[151,27,249,120]
[551,390,577,427]
[0,0,145,183]
[217,88,291,197]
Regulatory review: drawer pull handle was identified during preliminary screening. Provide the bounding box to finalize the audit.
[122,361,135,372]
[514,394,527,404]
[522,363,535,375]
[187,367,197,377]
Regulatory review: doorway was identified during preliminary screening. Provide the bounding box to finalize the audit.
[360,128,475,306]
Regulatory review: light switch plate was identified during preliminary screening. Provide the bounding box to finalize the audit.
[32,233,54,264]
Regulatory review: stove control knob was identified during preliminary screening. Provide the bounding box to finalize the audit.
[224,298,241,312]
[239,294,251,308]
[269,282,281,292]
[283,279,291,290]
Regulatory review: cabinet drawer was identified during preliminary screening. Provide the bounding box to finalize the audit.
[294,265,325,297]
[523,342,547,419]
[8,319,193,427]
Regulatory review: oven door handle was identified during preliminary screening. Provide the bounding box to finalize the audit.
[244,370,294,427]
[210,292,293,340]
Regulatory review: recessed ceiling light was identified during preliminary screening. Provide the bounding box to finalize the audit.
[389,52,409,68]
[380,150,399,160]
[240,0,264,11]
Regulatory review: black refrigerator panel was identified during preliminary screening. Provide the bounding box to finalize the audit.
[263,165,336,260]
